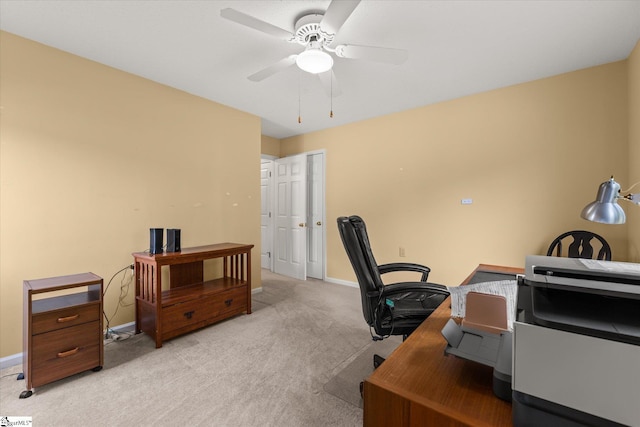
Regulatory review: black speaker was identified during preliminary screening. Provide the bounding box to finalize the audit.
[167,229,181,252]
[150,228,163,255]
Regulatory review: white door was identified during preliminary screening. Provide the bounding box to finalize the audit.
[274,154,307,280]
[260,159,273,269]
[307,153,324,279]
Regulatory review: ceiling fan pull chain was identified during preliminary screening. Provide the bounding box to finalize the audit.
[329,73,334,118]
[298,71,302,124]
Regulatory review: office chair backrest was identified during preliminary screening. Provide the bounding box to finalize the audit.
[337,216,385,326]
[546,230,612,261]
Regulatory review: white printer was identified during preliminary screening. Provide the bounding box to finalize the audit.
[513,255,640,427]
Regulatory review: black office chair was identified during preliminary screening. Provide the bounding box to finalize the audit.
[337,215,449,370]
[546,230,612,261]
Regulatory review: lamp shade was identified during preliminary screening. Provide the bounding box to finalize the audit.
[296,48,333,74]
[580,178,626,224]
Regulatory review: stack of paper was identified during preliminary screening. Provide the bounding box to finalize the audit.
[447,280,517,329]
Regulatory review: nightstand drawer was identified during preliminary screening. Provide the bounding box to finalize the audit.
[162,287,247,334]
[211,287,247,316]
[31,321,101,387]
[32,304,100,335]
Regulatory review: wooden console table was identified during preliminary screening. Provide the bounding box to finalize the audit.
[133,243,253,348]
[363,264,524,427]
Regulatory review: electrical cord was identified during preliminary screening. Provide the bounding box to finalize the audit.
[371,293,395,341]
[621,181,640,194]
[102,264,134,340]
[102,265,130,297]
[0,372,20,379]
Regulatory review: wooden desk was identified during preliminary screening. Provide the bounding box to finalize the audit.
[363,264,524,427]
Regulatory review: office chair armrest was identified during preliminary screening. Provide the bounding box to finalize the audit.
[381,281,449,297]
[378,262,431,282]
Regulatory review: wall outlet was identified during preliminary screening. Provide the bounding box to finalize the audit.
[399,247,406,257]
[461,198,473,205]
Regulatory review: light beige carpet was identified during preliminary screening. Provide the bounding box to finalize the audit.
[0,271,383,427]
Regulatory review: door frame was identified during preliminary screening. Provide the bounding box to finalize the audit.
[261,150,326,280]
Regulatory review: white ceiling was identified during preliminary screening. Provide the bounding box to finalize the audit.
[1,1,639,139]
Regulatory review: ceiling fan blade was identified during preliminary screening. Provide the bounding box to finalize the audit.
[320,0,361,36]
[220,8,295,42]
[248,55,297,82]
[318,70,342,97]
[335,44,408,65]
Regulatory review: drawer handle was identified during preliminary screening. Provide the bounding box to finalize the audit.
[57,347,79,358]
[184,311,194,319]
[225,299,233,307]
[57,314,79,323]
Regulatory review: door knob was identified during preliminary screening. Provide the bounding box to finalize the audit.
[316,221,322,226]
[299,223,306,227]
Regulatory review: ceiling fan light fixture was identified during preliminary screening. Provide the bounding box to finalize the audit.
[296,48,333,74]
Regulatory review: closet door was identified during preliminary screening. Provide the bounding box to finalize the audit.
[274,154,307,280]
[306,153,324,280]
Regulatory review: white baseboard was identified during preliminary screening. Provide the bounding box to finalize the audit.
[252,287,263,294]
[324,276,359,288]
[0,321,137,371]
[0,353,22,371]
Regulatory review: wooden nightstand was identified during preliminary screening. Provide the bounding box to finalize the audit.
[20,272,104,398]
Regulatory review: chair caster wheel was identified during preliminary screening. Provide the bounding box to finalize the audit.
[19,390,33,399]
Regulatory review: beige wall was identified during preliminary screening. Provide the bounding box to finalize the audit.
[261,135,280,157]
[281,60,631,287]
[628,40,640,262]
[0,32,262,358]
[1,30,636,360]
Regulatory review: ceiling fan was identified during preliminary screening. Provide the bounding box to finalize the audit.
[220,0,408,96]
